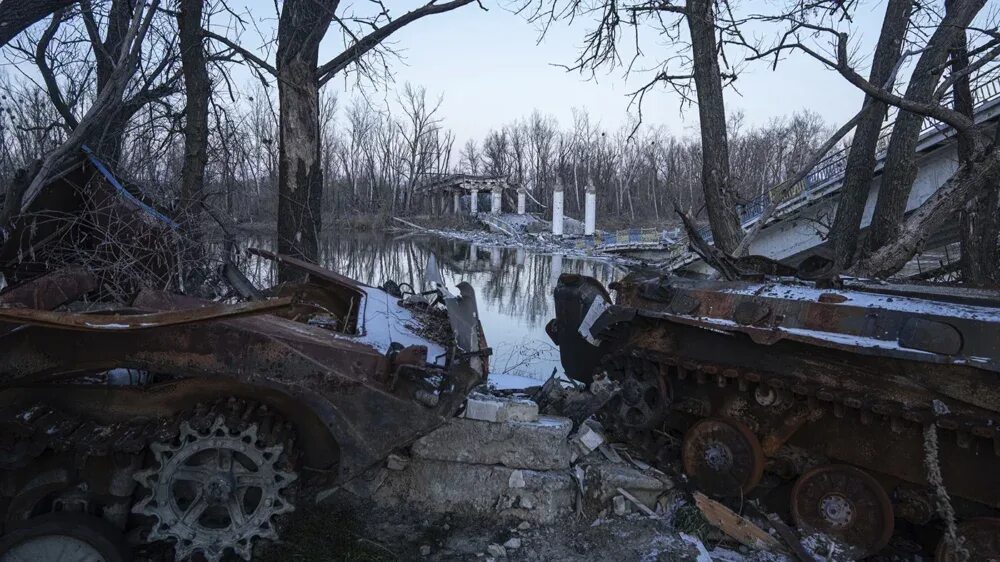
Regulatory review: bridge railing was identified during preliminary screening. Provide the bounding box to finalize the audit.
[734,69,1000,228]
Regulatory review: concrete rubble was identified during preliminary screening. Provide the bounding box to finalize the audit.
[348,391,675,528]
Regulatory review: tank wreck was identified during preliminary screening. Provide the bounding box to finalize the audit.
[0,254,488,561]
[548,271,1000,560]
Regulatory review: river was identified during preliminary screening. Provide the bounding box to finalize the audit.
[239,233,625,386]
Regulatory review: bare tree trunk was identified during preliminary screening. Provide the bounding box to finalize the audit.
[863,0,986,255]
[275,0,336,281]
[178,0,209,216]
[0,0,78,47]
[851,149,1000,277]
[954,21,1000,286]
[687,0,741,253]
[828,0,912,269]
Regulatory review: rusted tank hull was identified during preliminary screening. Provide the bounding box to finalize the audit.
[0,256,489,560]
[549,272,1000,556]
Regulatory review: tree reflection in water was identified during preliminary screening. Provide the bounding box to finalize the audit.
[238,233,623,382]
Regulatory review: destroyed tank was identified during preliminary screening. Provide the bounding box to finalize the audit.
[548,271,1000,560]
[0,251,488,561]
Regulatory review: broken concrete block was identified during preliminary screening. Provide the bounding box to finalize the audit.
[411,415,573,470]
[584,462,672,511]
[503,537,521,549]
[386,453,410,471]
[487,544,507,558]
[613,495,628,516]
[508,470,526,488]
[373,458,576,524]
[464,393,539,423]
[420,545,432,556]
[572,422,606,455]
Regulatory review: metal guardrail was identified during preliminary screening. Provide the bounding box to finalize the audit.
[695,70,1000,245]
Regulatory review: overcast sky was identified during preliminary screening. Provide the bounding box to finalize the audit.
[225,2,904,142]
[209,1,908,142]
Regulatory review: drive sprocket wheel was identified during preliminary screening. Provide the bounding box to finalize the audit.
[681,417,764,497]
[935,518,1000,562]
[133,413,297,561]
[602,356,671,431]
[790,464,894,558]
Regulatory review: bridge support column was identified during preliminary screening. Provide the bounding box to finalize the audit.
[584,181,596,236]
[552,180,564,236]
[453,191,461,214]
[470,189,479,215]
[491,188,502,214]
[517,188,526,215]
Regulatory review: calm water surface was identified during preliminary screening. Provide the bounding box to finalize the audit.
[240,234,624,384]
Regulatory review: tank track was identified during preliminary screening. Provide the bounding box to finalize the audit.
[621,349,1000,456]
[598,350,1000,558]
[0,396,299,561]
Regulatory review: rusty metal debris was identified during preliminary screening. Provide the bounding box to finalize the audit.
[549,271,1000,559]
[0,153,490,561]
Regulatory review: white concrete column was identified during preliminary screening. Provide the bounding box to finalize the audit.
[491,188,502,214]
[453,191,461,214]
[584,180,596,236]
[470,189,479,215]
[517,188,526,215]
[490,248,501,268]
[515,247,525,266]
[552,180,564,236]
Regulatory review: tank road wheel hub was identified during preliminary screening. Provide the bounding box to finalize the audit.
[791,464,894,558]
[935,518,1000,562]
[133,416,297,561]
[682,417,764,497]
[604,357,670,430]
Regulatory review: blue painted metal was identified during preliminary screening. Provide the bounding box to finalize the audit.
[81,145,179,230]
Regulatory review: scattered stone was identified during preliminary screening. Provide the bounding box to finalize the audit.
[517,521,531,530]
[504,537,522,550]
[613,495,628,516]
[386,453,410,471]
[464,393,539,423]
[584,462,672,510]
[572,421,606,455]
[420,545,432,556]
[508,470,526,488]
[412,415,573,470]
[487,543,508,558]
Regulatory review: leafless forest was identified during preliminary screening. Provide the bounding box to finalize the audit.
[0,0,998,284]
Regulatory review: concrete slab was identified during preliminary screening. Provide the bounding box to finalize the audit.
[464,393,539,423]
[412,415,573,470]
[373,458,576,524]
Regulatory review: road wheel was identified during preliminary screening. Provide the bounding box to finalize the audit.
[791,464,894,558]
[0,512,129,562]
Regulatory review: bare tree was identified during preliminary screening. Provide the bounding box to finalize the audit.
[750,0,999,280]
[0,0,79,47]
[208,0,479,281]
[177,0,209,216]
[827,0,914,269]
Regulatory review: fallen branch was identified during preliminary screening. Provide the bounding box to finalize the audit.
[391,216,430,231]
[692,492,783,552]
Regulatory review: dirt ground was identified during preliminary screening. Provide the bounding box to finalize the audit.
[257,489,784,562]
